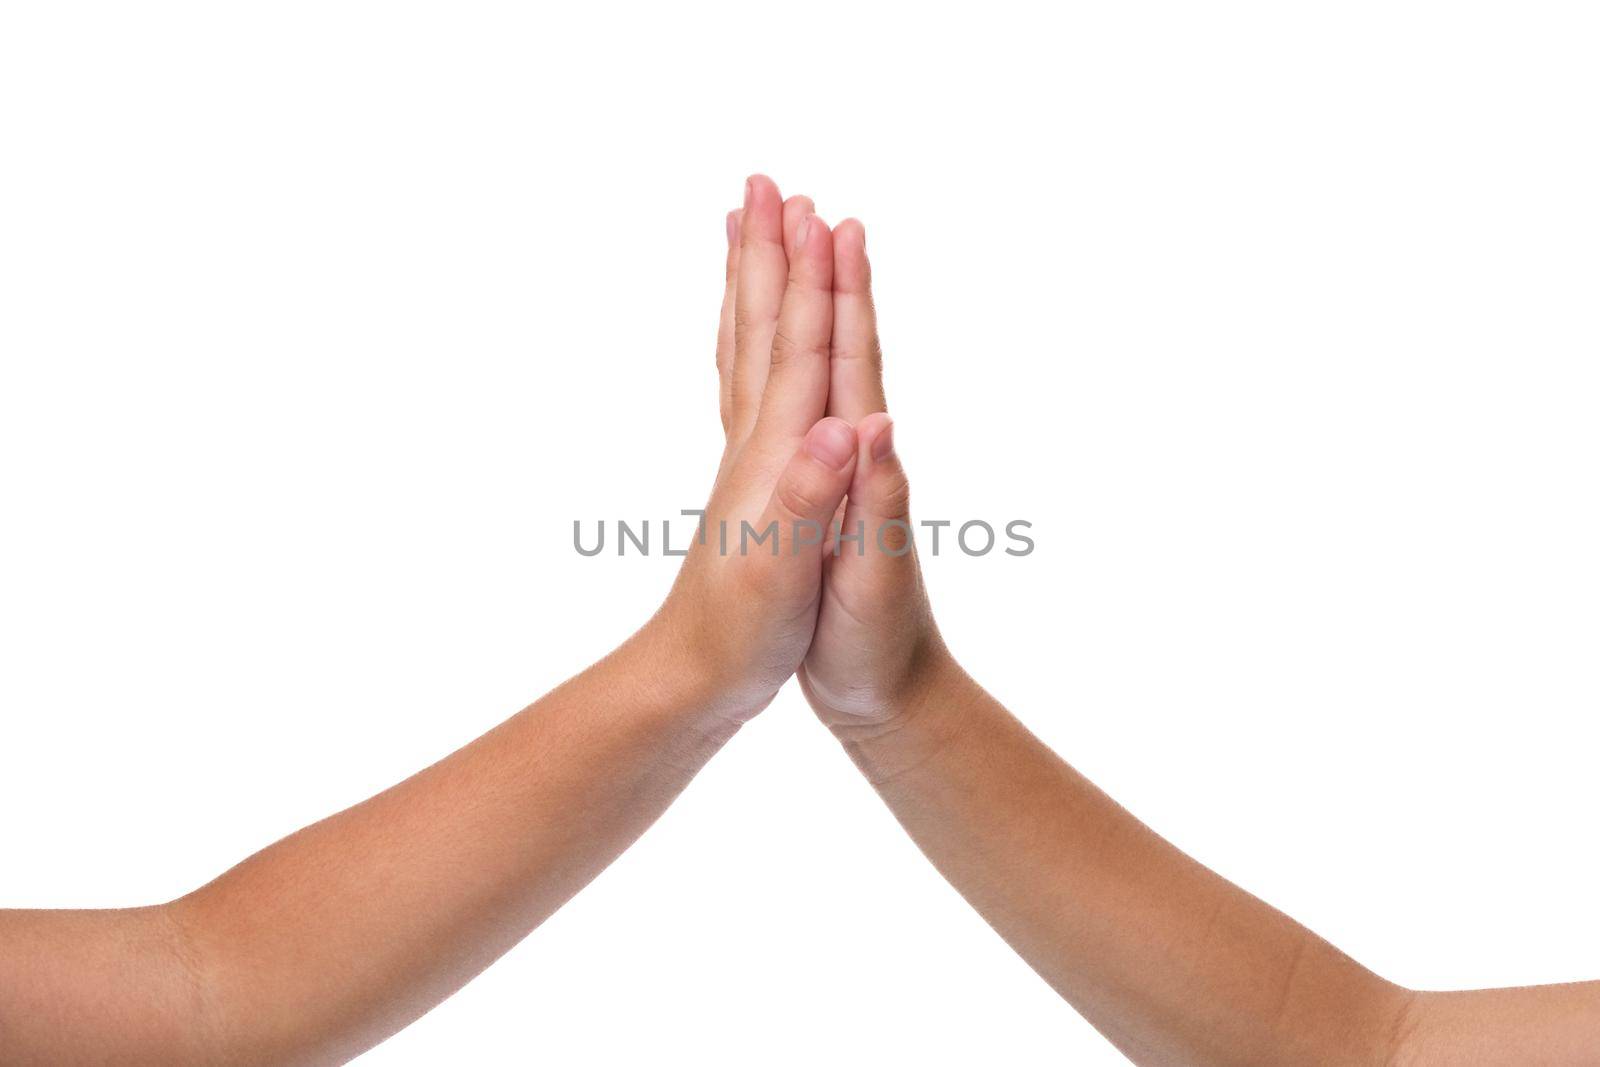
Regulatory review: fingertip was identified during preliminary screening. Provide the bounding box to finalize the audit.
[804,416,857,471]
[794,216,835,293]
[797,212,832,254]
[782,195,815,255]
[857,412,894,462]
[743,175,784,242]
[854,412,909,523]
[835,217,866,250]
[725,209,742,248]
[833,219,870,292]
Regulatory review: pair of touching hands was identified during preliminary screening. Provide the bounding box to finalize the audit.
[649,174,949,731]
[10,174,1586,1067]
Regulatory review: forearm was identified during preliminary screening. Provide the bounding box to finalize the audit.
[831,655,1410,1067]
[2,174,862,1065]
[1,621,736,1066]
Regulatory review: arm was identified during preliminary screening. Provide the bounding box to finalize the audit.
[799,219,1600,1065]
[0,174,851,1066]
[836,663,1406,1065]
[836,661,1600,1066]
[0,629,733,1067]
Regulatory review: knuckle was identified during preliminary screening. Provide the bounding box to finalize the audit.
[831,336,883,365]
[776,474,827,521]
[770,329,828,369]
[874,470,912,519]
[733,309,758,340]
[785,267,829,294]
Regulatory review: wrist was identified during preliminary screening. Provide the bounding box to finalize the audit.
[628,607,774,728]
[599,614,736,735]
[826,644,981,786]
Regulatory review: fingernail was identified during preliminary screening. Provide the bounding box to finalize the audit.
[806,419,855,470]
[796,214,813,250]
[726,210,740,247]
[744,177,755,206]
[871,418,895,462]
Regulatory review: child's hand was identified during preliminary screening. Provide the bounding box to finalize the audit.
[651,176,858,722]
[796,220,953,731]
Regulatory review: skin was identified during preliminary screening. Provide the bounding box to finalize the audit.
[792,193,1600,1066]
[0,174,852,1066]
[3,174,1596,1064]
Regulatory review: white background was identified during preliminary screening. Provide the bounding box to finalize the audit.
[3,3,1597,1063]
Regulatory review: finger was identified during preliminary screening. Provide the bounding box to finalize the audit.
[730,175,787,442]
[828,219,887,423]
[782,194,814,259]
[752,213,834,446]
[851,414,910,525]
[715,209,742,434]
[831,413,914,571]
[756,416,858,568]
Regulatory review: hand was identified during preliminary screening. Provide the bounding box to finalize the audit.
[793,217,953,731]
[650,175,858,722]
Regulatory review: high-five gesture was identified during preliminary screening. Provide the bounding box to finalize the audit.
[4,175,1596,1067]
[661,174,859,721]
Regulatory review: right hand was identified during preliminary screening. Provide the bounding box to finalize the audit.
[796,218,954,731]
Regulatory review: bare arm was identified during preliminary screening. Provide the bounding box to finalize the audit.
[830,660,1600,1065]
[0,627,732,1066]
[838,660,1381,1064]
[0,174,857,1066]
[798,216,1600,1065]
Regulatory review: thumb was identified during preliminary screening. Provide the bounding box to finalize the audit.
[759,417,858,561]
[849,413,911,531]
[828,412,915,568]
